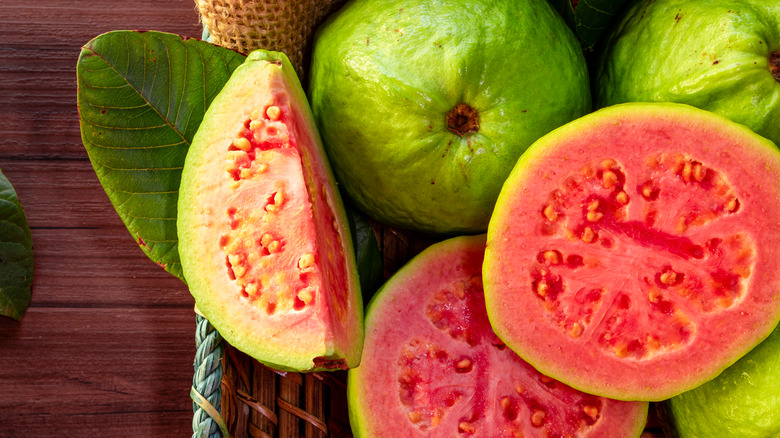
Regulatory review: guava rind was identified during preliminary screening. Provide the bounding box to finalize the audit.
[350,235,649,437]
[309,0,590,234]
[595,0,780,145]
[178,50,363,372]
[664,324,780,437]
[483,102,780,401]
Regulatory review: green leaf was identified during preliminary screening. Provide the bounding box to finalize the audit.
[0,169,34,321]
[345,206,384,306]
[548,0,632,50]
[77,30,245,281]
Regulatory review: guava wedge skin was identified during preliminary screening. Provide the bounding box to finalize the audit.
[349,235,649,438]
[309,0,591,235]
[595,0,780,146]
[663,325,780,438]
[177,50,363,372]
[483,102,780,401]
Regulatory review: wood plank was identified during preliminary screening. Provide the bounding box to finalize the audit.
[0,159,127,229]
[0,2,204,437]
[0,1,204,160]
[0,307,196,437]
[29,227,189,308]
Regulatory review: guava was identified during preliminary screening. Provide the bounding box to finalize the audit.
[594,0,780,146]
[177,50,363,372]
[308,0,591,234]
[483,102,780,401]
[349,234,649,437]
[662,325,780,437]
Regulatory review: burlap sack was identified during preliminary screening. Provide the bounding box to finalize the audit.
[195,0,347,81]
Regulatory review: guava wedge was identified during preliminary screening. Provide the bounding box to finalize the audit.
[662,324,780,437]
[349,235,649,437]
[309,0,590,234]
[594,0,780,146]
[483,102,780,401]
[178,50,363,372]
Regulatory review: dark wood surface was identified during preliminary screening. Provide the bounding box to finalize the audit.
[0,1,203,436]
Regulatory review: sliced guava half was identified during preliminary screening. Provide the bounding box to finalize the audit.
[484,102,780,401]
[349,235,648,437]
[178,50,363,372]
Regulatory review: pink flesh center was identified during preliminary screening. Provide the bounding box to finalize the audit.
[219,103,348,322]
[535,155,754,359]
[396,276,617,437]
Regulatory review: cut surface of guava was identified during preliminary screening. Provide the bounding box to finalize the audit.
[595,0,780,146]
[349,235,648,438]
[483,102,780,401]
[178,50,363,372]
[309,0,590,234]
[664,324,780,437]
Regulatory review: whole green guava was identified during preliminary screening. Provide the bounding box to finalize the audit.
[309,0,591,234]
[663,325,780,437]
[595,0,780,145]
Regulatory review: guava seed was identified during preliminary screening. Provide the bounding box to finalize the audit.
[640,182,660,200]
[446,103,479,137]
[298,253,315,270]
[266,105,281,120]
[581,227,597,243]
[232,136,252,152]
[458,421,476,434]
[542,204,559,221]
[455,358,473,373]
[725,197,740,213]
[538,250,562,265]
[583,405,599,420]
[530,409,546,427]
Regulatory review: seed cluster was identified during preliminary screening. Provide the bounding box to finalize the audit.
[218,104,318,314]
[397,275,607,435]
[531,154,755,359]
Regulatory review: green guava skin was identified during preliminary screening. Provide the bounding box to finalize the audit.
[595,0,780,146]
[309,0,591,234]
[665,325,780,437]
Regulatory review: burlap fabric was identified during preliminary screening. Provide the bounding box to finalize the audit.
[195,0,347,81]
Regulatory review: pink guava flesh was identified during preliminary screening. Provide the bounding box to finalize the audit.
[484,103,780,401]
[349,235,648,437]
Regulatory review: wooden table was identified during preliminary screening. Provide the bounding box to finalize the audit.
[0,1,203,436]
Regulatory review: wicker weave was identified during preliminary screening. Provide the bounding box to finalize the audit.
[195,0,347,81]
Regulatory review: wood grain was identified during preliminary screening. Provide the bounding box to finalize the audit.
[0,1,201,437]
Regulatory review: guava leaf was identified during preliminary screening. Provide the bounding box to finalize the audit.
[547,0,631,50]
[0,169,34,321]
[345,205,384,305]
[77,30,245,281]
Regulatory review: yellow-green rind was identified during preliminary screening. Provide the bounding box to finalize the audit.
[178,50,363,372]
